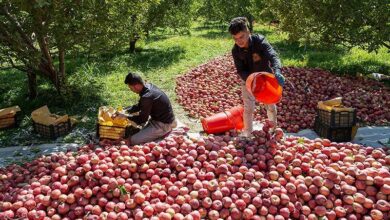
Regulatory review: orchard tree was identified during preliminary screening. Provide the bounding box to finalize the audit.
[197,0,265,32]
[0,0,107,99]
[145,0,196,36]
[104,0,155,53]
[196,0,224,23]
[221,0,266,32]
[0,0,198,100]
[106,0,196,53]
[266,0,390,51]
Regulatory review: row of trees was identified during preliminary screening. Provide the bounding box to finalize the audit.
[197,0,389,51]
[0,0,195,99]
[266,0,389,51]
[1,0,388,99]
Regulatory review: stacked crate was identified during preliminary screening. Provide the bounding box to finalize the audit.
[0,106,21,129]
[314,98,358,142]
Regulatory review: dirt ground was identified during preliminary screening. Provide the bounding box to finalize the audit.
[172,103,203,133]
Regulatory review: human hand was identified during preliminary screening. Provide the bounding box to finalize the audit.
[128,119,138,128]
[114,112,128,119]
[274,69,285,87]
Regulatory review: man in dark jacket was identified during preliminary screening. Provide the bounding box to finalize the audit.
[123,72,176,145]
[229,17,285,136]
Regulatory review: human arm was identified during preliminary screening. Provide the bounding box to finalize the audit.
[259,37,284,86]
[124,104,140,114]
[127,98,153,125]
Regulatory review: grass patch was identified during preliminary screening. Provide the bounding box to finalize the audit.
[0,23,389,147]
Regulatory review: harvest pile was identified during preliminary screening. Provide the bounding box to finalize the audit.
[176,55,390,132]
[1,121,389,219]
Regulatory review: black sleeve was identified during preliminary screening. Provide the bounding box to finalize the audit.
[232,48,249,81]
[127,97,153,124]
[124,104,140,114]
[259,37,282,73]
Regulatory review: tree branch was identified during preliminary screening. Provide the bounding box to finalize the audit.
[382,42,390,50]
[7,56,27,72]
[0,5,37,51]
[0,30,28,55]
[30,4,59,88]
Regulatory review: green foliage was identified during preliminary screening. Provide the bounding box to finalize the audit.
[196,0,224,21]
[64,62,105,104]
[0,0,111,97]
[0,1,40,69]
[196,0,266,29]
[104,0,155,47]
[103,0,197,52]
[146,0,196,34]
[0,0,199,98]
[266,0,390,51]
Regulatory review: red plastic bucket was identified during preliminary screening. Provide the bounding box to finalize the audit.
[225,105,244,130]
[201,106,244,134]
[246,72,283,104]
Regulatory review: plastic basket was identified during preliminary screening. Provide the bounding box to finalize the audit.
[33,119,72,139]
[97,124,139,140]
[316,108,356,128]
[314,118,358,142]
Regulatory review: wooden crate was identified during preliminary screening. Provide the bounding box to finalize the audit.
[0,106,21,129]
[0,113,18,129]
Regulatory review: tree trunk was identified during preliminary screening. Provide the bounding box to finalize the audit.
[129,15,138,53]
[27,69,37,100]
[38,61,60,91]
[37,37,59,89]
[32,5,62,92]
[248,16,254,33]
[58,47,65,88]
[129,39,137,53]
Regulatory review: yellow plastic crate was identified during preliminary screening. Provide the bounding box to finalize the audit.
[98,124,127,140]
[97,124,139,140]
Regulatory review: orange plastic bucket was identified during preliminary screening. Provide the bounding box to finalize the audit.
[201,106,244,134]
[225,105,244,130]
[246,72,283,104]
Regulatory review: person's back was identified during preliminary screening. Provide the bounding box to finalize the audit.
[142,83,174,124]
